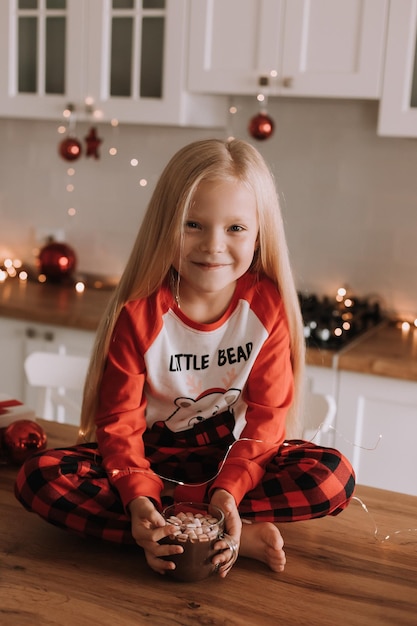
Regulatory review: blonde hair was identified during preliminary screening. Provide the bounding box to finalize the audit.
[78,138,305,442]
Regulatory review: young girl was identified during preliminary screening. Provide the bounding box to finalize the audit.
[15,138,355,578]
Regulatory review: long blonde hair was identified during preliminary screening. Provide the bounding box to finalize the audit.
[78,138,305,442]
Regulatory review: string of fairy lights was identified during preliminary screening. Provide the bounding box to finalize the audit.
[1,93,417,334]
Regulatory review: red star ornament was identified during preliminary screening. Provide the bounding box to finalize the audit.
[85,126,102,159]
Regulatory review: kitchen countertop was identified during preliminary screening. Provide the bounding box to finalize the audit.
[1,279,416,382]
[0,277,112,331]
[337,320,417,382]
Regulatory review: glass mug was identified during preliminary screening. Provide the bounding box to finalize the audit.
[160,502,237,582]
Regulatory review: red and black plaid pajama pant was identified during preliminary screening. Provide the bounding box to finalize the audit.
[14,426,355,545]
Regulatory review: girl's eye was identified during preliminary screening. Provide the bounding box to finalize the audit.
[229,224,244,232]
[184,221,200,230]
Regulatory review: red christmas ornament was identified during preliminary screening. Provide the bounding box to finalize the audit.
[59,136,82,161]
[4,420,47,465]
[38,240,77,282]
[85,126,102,159]
[248,112,275,140]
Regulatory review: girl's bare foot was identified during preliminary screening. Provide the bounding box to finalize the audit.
[239,521,286,572]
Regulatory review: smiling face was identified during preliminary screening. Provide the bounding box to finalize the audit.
[172,178,259,322]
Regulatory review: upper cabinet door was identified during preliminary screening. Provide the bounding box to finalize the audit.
[188,0,285,94]
[0,0,85,119]
[281,0,389,98]
[87,0,225,126]
[188,0,389,99]
[0,0,227,126]
[378,0,417,137]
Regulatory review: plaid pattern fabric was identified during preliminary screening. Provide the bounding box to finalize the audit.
[15,439,355,544]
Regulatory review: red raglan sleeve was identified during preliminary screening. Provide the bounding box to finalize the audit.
[95,304,164,511]
[209,287,294,506]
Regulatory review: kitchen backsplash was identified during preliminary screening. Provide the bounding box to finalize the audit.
[1,97,417,319]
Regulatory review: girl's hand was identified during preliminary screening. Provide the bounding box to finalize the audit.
[210,489,242,577]
[128,496,183,575]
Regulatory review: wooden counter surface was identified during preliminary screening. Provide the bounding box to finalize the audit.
[1,279,416,382]
[0,278,112,331]
[338,321,417,382]
[1,420,417,626]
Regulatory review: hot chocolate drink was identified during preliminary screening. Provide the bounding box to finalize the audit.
[160,502,225,582]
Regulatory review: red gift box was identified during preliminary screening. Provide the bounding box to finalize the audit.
[0,395,36,428]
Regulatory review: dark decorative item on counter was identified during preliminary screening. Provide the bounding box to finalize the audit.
[248,112,275,140]
[298,288,384,350]
[85,126,102,159]
[38,238,77,283]
[3,420,47,465]
[59,136,82,161]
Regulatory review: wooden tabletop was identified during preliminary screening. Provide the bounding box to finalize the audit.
[1,420,416,626]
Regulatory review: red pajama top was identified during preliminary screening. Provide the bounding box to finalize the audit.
[95,272,294,511]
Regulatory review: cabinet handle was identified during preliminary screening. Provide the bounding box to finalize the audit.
[282,76,293,88]
[25,327,55,341]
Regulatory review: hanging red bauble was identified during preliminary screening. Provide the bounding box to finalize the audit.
[38,240,77,282]
[59,136,82,161]
[4,420,47,465]
[85,126,102,159]
[248,112,275,140]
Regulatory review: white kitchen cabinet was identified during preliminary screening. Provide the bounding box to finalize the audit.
[0,0,226,126]
[0,316,95,425]
[378,0,417,137]
[188,0,388,99]
[0,318,27,402]
[304,364,338,447]
[335,371,417,497]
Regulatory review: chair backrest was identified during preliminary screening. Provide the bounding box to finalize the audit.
[302,390,337,446]
[24,351,89,425]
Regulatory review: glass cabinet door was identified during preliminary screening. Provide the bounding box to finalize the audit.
[8,0,168,105]
[16,0,67,96]
[0,0,84,118]
[109,0,166,99]
[86,0,224,125]
[0,0,226,125]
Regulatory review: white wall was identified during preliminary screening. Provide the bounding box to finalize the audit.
[1,97,417,319]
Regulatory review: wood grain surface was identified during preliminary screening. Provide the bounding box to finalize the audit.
[1,420,416,626]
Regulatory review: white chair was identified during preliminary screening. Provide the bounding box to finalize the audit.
[302,390,337,446]
[24,351,89,425]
